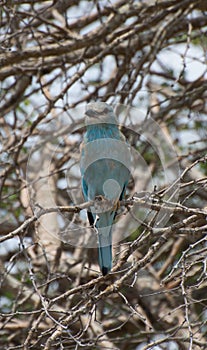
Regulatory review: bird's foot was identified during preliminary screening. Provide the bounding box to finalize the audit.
[94,195,113,212]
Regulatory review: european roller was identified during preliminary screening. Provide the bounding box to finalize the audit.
[80,102,131,275]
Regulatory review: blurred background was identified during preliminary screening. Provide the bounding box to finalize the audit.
[0,1,207,349]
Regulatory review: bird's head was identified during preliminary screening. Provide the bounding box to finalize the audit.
[85,102,118,126]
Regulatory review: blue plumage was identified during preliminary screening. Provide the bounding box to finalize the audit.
[80,102,130,275]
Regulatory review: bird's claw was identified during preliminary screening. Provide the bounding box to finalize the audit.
[94,195,114,212]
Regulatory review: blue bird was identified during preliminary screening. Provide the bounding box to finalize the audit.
[80,102,131,275]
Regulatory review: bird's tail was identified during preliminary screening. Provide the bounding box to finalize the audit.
[98,229,112,276]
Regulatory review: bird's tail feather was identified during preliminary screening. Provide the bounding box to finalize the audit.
[98,232,112,275]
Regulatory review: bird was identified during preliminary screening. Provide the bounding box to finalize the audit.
[80,102,131,275]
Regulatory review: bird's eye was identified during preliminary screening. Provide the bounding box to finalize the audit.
[85,109,96,117]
